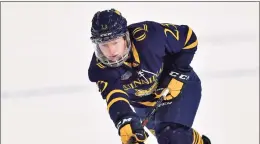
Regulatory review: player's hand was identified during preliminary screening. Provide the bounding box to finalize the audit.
[155,70,189,101]
[116,116,149,144]
[154,87,177,101]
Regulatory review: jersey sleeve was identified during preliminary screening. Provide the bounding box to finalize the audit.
[88,54,135,125]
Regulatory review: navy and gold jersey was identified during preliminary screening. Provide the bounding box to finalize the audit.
[88,21,198,124]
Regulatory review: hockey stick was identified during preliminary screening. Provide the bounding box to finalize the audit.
[127,88,170,144]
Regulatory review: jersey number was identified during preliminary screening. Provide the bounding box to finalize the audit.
[162,23,179,41]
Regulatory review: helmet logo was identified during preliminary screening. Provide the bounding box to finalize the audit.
[101,24,108,30]
[100,32,112,37]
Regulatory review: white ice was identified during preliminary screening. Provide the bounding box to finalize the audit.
[1,2,259,144]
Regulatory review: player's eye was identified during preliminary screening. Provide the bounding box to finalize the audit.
[100,44,108,47]
[113,42,118,45]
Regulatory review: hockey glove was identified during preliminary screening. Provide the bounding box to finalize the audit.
[116,116,149,144]
[155,70,189,101]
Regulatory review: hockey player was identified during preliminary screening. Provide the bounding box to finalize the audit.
[88,8,211,144]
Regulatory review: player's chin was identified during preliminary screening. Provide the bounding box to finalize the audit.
[108,56,121,62]
[107,58,118,62]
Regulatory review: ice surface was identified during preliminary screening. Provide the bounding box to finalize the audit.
[2,2,259,144]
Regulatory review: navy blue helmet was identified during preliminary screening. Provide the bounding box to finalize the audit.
[90,9,128,43]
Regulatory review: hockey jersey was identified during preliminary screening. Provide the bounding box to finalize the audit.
[88,21,198,124]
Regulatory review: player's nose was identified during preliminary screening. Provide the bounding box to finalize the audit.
[107,45,117,55]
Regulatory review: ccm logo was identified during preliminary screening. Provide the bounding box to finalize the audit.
[116,118,132,129]
[169,71,189,80]
[100,32,112,37]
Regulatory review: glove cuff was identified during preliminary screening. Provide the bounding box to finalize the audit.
[115,113,140,129]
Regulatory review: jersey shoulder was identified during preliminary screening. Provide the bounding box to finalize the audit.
[127,21,189,46]
[127,21,164,43]
[88,53,120,83]
[127,21,166,56]
[127,21,196,53]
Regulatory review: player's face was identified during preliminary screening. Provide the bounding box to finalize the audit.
[98,37,127,62]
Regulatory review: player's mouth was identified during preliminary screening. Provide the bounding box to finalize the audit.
[108,55,120,61]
